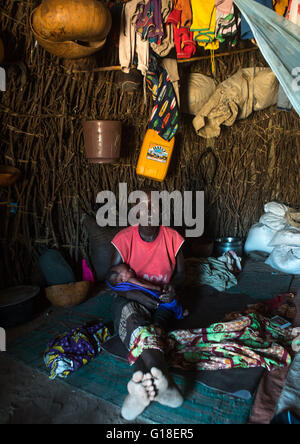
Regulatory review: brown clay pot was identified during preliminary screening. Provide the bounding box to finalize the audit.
[82,120,122,163]
[0,166,21,187]
[32,0,112,42]
[0,38,4,64]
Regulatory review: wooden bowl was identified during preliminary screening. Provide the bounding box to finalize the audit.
[32,0,111,42]
[0,166,21,187]
[45,281,91,307]
[30,12,106,59]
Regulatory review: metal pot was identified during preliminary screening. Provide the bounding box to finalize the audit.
[214,237,243,258]
[0,286,40,328]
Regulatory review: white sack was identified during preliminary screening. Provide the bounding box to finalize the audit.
[259,212,287,231]
[244,223,275,254]
[264,201,288,217]
[265,246,300,274]
[269,228,300,247]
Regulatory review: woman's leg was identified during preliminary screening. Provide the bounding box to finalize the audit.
[112,295,182,420]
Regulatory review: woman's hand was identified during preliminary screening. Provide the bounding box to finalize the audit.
[160,284,176,303]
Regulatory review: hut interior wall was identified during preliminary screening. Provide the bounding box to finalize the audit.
[0,0,299,287]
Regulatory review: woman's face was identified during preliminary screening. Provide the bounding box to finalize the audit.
[138,191,160,226]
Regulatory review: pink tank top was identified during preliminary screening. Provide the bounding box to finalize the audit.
[111,225,184,285]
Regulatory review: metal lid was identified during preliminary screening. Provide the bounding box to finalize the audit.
[0,286,40,308]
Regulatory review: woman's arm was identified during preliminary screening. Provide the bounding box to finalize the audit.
[160,249,185,303]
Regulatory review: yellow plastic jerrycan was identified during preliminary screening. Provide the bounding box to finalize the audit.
[136,129,175,182]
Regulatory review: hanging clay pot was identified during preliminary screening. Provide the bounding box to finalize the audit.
[0,38,4,64]
[0,166,21,187]
[32,0,111,43]
[82,120,122,164]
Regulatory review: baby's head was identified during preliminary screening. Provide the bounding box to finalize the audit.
[106,264,136,286]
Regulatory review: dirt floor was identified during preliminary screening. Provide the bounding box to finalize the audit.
[0,312,149,425]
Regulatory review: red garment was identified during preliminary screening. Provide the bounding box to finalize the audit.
[111,225,184,284]
[167,9,196,59]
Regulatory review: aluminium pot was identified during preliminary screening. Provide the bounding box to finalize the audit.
[82,120,122,163]
[214,237,244,258]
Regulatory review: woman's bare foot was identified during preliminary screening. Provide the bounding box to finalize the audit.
[121,371,151,421]
[143,367,183,408]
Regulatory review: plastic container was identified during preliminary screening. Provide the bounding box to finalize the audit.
[82,120,122,163]
[136,129,175,182]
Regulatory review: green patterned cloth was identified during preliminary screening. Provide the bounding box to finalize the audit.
[128,308,294,371]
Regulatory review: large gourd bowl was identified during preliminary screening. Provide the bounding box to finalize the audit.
[30,0,111,59]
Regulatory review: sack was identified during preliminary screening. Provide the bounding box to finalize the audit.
[265,246,300,274]
[264,201,288,217]
[181,73,216,116]
[244,223,275,254]
[192,67,278,138]
[269,228,300,247]
[259,213,287,231]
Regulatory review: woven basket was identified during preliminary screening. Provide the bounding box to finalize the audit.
[45,281,91,307]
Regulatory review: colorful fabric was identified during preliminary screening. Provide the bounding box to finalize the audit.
[190,0,219,50]
[135,0,164,43]
[128,309,295,371]
[273,0,289,16]
[216,0,234,15]
[286,0,300,27]
[128,325,165,364]
[106,281,184,320]
[173,0,193,27]
[111,225,184,286]
[215,8,241,46]
[119,0,149,76]
[166,9,196,59]
[44,321,111,379]
[145,56,180,140]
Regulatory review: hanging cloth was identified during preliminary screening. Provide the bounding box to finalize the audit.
[234,0,300,116]
[135,0,164,43]
[240,0,273,40]
[273,0,289,16]
[166,9,196,59]
[145,55,180,141]
[286,0,300,24]
[190,0,219,50]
